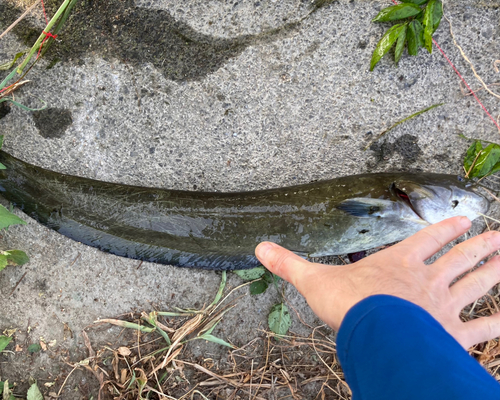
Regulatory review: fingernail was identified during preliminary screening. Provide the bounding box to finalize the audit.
[459,216,471,229]
[256,242,274,260]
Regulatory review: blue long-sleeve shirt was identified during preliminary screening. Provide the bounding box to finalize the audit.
[336,295,500,399]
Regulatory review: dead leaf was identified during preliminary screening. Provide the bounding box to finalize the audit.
[3,328,16,337]
[120,368,128,384]
[118,346,131,357]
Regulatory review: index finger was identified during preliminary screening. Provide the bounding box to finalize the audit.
[396,216,471,261]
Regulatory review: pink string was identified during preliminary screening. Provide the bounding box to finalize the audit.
[36,0,57,59]
[389,0,499,132]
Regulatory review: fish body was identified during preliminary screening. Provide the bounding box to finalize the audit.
[0,151,489,270]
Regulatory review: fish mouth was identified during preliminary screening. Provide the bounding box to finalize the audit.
[390,183,425,221]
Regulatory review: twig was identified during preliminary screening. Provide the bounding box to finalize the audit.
[443,8,500,100]
[481,187,500,204]
[57,363,81,397]
[0,0,41,41]
[311,325,351,398]
[251,336,270,400]
[478,213,500,225]
[465,150,483,178]
[9,271,27,296]
[177,360,273,389]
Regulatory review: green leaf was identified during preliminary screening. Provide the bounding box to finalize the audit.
[430,0,443,35]
[407,20,424,56]
[471,144,500,178]
[268,303,291,336]
[423,0,442,53]
[394,24,408,64]
[0,53,25,71]
[0,68,18,92]
[250,280,269,295]
[26,383,43,400]
[0,97,47,112]
[0,204,26,230]
[97,319,155,332]
[199,334,235,348]
[464,141,483,172]
[1,250,29,267]
[0,336,12,353]
[489,160,500,176]
[370,24,406,71]
[0,164,6,170]
[233,266,266,281]
[372,4,422,22]
[400,0,428,4]
[28,343,42,353]
[210,270,226,306]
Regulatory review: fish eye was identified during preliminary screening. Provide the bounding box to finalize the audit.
[451,200,459,208]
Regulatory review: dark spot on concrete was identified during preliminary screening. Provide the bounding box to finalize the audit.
[395,73,419,90]
[434,153,450,162]
[369,134,421,164]
[32,108,73,139]
[304,41,320,56]
[35,279,48,292]
[149,147,155,154]
[358,229,369,234]
[0,1,302,83]
[0,102,11,120]
[393,134,421,162]
[358,40,367,49]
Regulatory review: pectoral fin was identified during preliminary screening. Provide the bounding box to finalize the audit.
[337,198,396,218]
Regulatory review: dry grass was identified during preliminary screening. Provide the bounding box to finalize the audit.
[59,262,500,400]
[66,312,349,400]
[464,281,500,378]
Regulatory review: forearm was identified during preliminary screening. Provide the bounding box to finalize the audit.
[337,295,500,400]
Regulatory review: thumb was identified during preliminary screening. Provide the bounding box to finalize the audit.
[255,242,310,289]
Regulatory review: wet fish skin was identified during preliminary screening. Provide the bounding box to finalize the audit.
[0,150,488,270]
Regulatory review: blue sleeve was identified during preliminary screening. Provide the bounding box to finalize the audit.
[336,295,500,400]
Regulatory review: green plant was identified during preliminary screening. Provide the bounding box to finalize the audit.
[370,0,443,70]
[463,140,500,179]
[1,335,43,399]
[0,136,29,272]
[0,0,78,112]
[234,267,290,336]
[0,378,43,400]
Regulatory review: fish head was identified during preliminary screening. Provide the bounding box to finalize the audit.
[392,175,489,224]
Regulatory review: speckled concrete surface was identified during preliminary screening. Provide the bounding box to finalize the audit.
[0,0,499,397]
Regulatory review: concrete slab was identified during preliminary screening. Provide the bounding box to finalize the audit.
[0,0,499,397]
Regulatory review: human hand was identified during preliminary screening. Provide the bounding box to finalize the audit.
[255,216,500,349]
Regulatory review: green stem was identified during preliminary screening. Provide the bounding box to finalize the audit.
[41,0,80,58]
[17,0,72,74]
